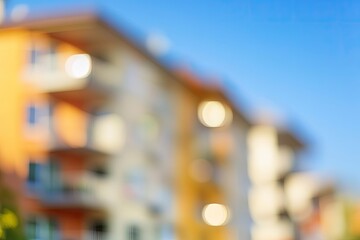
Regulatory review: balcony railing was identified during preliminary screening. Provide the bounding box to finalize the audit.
[59,231,107,240]
[28,230,107,240]
[85,231,107,240]
[47,112,119,156]
[24,53,118,110]
[39,172,103,210]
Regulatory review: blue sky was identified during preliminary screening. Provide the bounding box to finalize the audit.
[6,0,360,193]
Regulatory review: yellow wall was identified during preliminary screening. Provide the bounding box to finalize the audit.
[175,87,229,240]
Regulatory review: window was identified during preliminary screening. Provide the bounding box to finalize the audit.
[89,220,107,240]
[28,40,58,71]
[90,166,108,178]
[158,224,175,240]
[47,218,59,240]
[29,46,38,66]
[27,161,39,183]
[45,159,60,194]
[26,217,38,240]
[28,41,42,70]
[26,101,49,128]
[26,217,59,240]
[27,158,60,194]
[27,161,42,189]
[128,225,141,240]
[27,160,44,194]
[27,103,38,126]
[24,101,50,139]
[48,42,58,70]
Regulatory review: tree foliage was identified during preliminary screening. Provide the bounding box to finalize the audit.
[0,171,25,240]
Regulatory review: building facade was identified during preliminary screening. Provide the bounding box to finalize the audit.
[247,118,305,240]
[0,10,251,240]
[0,6,316,240]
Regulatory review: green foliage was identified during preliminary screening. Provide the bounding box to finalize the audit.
[344,236,360,240]
[341,199,360,240]
[0,172,26,240]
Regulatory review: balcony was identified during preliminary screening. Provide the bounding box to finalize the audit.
[58,230,107,240]
[40,172,103,210]
[24,53,118,110]
[47,117,108,158]
[27,229,107,240]
[47,110,124,157]
[84,230,107,240]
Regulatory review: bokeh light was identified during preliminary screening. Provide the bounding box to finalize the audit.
[65,54,92,79]
[202,203,230,226]
[248,125,279,184]
[93,114,126,153]
[198,101,231,128]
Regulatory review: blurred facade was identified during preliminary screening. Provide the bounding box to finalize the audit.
[174,69,251,240]
[0,11,251,240]
[286,173,343,240]
[0,6,346,240]
[246,114,312,240]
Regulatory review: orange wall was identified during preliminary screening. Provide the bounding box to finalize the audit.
[0,29,29,177]
[0,29,90,226]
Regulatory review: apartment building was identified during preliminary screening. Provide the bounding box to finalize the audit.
[285,173,345,240]
[0,14,177,240]
[0,8,252,240]
[0,2,321,240]
[247,117,305,240]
